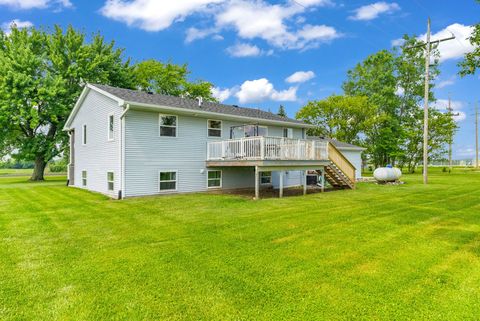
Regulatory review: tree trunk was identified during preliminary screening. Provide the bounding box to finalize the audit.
[30,156,47,181]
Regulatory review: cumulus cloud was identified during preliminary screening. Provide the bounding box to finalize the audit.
[349,1,400,21]
[235,78,297,104]
[211,87,232,102]
[436,76,456,89]
[392,23,475,62]
[0,0,71,9]
[100,0,342,51]
[1,19,33,34]
[225,43,273,57]
[285,70,315,83]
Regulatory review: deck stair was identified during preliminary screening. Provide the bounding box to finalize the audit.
[323,143,356,189]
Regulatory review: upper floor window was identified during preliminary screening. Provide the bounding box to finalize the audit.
[108,114,114,141]
[283,128,293,138]
[82,124,87,145]
[207,120,222,137]
[159,115,177,137]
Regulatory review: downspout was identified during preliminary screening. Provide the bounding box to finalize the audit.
[119,104,130,199]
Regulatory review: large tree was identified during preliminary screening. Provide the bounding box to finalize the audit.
[296,95,375,145]
[0,25,135,181]
[133,59,216,101]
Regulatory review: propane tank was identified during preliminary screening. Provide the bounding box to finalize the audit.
[373,167,402,182]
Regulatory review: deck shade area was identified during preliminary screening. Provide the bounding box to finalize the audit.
[207,137,329,161]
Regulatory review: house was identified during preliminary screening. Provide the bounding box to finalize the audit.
[63,84,360,199]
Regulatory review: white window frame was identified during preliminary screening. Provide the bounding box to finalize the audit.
[260,171,272,185]
[159,114,178,138]
[283,128,293,139]
[81,170,87,187]
[207,119,222,138]
[107,171,114,191]
[82,124,87,145]
[107,113,114,141]
[207,170,222,189]
[159,170,178,192]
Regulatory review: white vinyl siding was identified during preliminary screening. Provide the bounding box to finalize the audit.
[207,170,222,188]
[159,114,177,137]
[71,90,121,198]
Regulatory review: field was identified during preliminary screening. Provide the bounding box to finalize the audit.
[1,169,479,320]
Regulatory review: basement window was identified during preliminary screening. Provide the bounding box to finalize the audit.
[260,171,272,185]
[207,170,222,188]
[107,172,114,191]
[82,170,87,187]
[159,171,177,191]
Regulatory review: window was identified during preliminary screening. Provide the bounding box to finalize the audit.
[82,124,87,145]
[244,125,268,137]
[82,170,87,187]
[107,172,114,191]
[159,115,177,137]
[283,128,293,138]
[159,171,177,191]
[207,120,222,137]
[207,170,222,188]
[260,171,272,184]
[108,114,114,141]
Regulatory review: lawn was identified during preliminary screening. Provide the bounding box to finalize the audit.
[1,169,479,320]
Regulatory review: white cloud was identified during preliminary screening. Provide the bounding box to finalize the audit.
[0,0,71,9]
[285,70,315,83]
[349,2,400,21]
[100,0,342,51]
[225,43,273,57]
[235,78,297,104]
[420,23,475,62]
[391,38,404,47]
[101,0,223,31]
[211,87,232,102]
[1,19,33,34]
[436,76,456,89]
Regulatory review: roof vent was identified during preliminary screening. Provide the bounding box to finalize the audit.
[232,104,239,108]
[147,91,154,95]
[197,96,203,107]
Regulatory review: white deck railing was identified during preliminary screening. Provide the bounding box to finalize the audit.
[207,136,329,161]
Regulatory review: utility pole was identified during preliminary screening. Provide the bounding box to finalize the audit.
[406,19,455,184]
[448,95,452,169]
[422,18,431,184]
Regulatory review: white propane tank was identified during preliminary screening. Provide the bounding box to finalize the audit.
[373,167,402,182]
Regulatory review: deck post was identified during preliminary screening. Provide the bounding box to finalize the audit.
[321,168,325,193]
[303,170,307,196]
[254,166,260,200]
[279,171,284,198]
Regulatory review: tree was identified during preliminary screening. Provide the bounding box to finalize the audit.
[296,95,376,145]
[459,8,480,76]
[277,105,287,117]
[343,50,401,167]
[133,59,216,101]
[0,25,135,181]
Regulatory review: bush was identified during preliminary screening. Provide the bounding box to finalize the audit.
[48,159,68,173]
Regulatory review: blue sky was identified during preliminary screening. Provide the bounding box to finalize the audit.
[0,0,479,159]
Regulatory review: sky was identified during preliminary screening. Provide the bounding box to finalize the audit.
[0,0,479,159]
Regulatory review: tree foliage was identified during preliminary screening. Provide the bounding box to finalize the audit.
[133,59,216,101]
[277,105,287,117]
[459,9,480,76]
[296,95,375,145]
[0,25,135,180]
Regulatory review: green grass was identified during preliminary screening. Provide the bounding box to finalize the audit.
[1,169,480,320]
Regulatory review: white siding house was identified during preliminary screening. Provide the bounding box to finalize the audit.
[64,84,359,199]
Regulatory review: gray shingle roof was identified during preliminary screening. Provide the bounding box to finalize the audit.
[92,84,306,126]
[309,136,366,150]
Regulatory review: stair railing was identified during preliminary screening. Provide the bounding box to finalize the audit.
[327,143,356,187]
